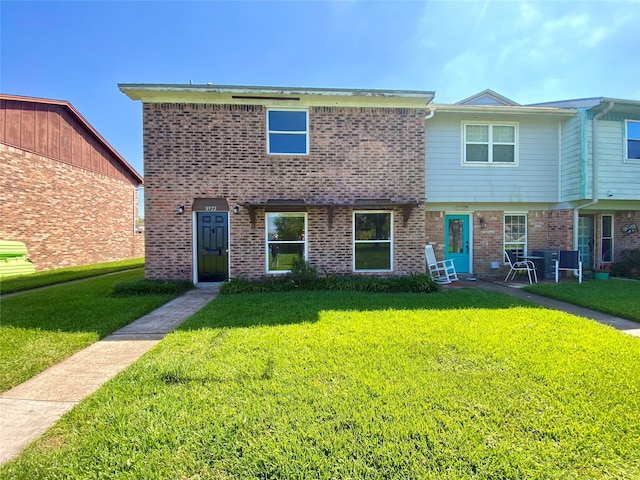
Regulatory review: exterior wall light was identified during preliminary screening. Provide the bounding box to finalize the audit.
[233,204,241,214]
[479,217,486,229]
[177,205,185,214]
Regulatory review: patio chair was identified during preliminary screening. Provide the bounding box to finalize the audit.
[555,250,582,284]
[504,250,538,284]
[425,245,459,284]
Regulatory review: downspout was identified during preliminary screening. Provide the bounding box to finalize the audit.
[424,107,435,121]
[573,101,614,252]
[423,107,436,198]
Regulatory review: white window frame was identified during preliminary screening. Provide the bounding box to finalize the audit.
[353,210,393,272]
[625,119,640,163]
[266,109,309,156]
[462,122,518,165]
[601,214,614,265]
[265,212,308,274]
[504,213,527,262]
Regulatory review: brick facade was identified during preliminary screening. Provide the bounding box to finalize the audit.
[426,208,576,277]
[0,144,143,271]
[142,103,427,281]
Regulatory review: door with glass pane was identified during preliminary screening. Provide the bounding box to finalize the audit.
[578,215,594,270]
[445,215,470,273]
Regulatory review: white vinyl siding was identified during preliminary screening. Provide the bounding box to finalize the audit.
[426,115,560,202]
[595,118,640,200]
[559,114,584,202]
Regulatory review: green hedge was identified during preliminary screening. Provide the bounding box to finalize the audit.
[112,279,194,296]
[220,272,440,294]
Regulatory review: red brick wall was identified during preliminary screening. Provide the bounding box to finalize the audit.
[142,103,426,280]
[615,211,640,257]
[0,144,143,271]
[426,208,576,276]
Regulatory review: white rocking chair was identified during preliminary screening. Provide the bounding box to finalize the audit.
[425,245,459,284]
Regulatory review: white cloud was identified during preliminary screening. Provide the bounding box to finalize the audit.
[403,0,640,104]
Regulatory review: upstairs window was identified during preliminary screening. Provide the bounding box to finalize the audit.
[626,120,640,161]
[267,110,308,155]
[464,123,517,164]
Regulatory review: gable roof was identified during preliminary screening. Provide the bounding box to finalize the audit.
[0,93,143,185]
[456,89,520,107]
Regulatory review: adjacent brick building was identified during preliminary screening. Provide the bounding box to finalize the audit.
[120,84,433,282]
[0,94,144,271]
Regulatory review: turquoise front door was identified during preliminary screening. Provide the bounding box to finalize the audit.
[445,215,470,273]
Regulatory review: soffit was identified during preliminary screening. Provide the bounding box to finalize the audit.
[118,84,435,109]
[430,104,577,117]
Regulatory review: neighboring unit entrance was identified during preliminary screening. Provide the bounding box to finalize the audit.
[578,215,594,271]
[196,212,229,282]
[445,215,470,273]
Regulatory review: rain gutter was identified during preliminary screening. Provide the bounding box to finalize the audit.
[572,101,615,249]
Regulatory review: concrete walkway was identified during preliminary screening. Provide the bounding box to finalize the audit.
[2,280,639,465]
[0,285,219,464]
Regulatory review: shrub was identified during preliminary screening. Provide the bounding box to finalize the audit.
[220,271,440,294]
[611,249,640,279]
[112,279,194,296]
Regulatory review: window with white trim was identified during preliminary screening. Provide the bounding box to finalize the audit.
[626,120,640,161]
[353,211,393,272]
[464,123,517,164]
[601,215,614,264]
[266,212,307,273]
[504,214,527,260]
[267,109,308,155]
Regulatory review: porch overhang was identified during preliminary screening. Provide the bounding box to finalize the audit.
[244,199,422,229]
[192,198,229,212]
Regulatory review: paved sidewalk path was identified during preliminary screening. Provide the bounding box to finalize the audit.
[0,286,218,464]
[473,279,640,337]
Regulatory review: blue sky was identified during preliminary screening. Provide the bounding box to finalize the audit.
[2,0,640,183]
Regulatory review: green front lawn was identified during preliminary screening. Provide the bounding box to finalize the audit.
[4,289,639,479]
[525,277,640,322]
[0,258,144,295]
[0,268,182,393]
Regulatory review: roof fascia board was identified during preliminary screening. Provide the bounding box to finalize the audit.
[430,104,577,116]
[530,97,640,110]
[118,84,435,108]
